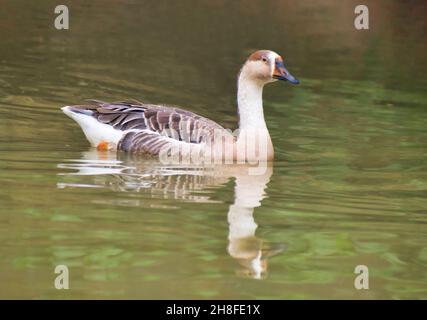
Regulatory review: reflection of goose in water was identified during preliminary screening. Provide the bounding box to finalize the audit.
[228,170,285,279]
[58,150,231,202]
[57,150,285,278]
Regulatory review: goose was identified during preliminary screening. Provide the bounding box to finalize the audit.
[62,50,299,162]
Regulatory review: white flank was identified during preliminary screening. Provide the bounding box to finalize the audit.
[62,106,125,149]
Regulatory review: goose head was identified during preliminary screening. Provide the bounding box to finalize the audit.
[240,50,299,86]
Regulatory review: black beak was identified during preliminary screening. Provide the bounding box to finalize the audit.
[273,60,299,84]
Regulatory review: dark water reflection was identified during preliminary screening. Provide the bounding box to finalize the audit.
[0,0,426,298]
[58,151,284,280]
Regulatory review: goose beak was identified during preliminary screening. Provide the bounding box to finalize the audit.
[273,59,299,84]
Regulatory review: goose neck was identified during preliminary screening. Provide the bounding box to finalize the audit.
[237,75,267,130]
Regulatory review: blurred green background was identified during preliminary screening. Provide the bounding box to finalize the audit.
[0,0,426,299]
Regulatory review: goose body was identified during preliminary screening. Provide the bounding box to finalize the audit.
[62,50,299,162]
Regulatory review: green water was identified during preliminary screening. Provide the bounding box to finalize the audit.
[0,0,426,299]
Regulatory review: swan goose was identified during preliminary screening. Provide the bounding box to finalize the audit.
[62,50,299,162]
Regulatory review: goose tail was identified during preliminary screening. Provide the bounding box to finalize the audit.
[62,106,125,150]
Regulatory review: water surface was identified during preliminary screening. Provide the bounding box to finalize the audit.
[0,0,426,299]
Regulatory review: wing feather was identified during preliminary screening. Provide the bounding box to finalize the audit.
[66,100,233,154]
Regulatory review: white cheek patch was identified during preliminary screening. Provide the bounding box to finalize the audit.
[245,61,269,80]
[268,51,280,77]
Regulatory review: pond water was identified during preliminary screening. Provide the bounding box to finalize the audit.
[0,0,426,299]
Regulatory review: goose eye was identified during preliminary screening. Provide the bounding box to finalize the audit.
[262,57,268,63]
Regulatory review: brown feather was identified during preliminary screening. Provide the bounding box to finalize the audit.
[66,100,232,155]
